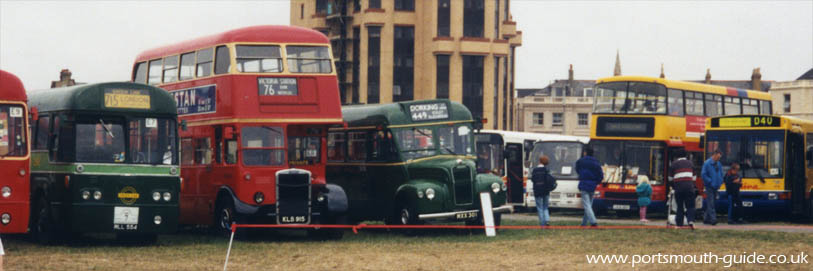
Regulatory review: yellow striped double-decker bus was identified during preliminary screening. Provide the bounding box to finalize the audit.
[705,115,813,219]
[589,76,772,215]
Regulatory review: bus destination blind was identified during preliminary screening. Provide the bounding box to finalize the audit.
[712,116,781,128]
[409,102,449,122]
[104,89,151,109]
[258,77,298,96]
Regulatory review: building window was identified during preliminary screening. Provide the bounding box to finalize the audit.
[437,0,450,37]
[554,87,564,97]
[502,51,509,129]
[393,26,414,102]
[463,0,485,37]
[784,94,791,113]
[354,0,360,12]
[584,88,594,97]
[352,27,360,104]
[436,55,450,99]
[394,0,414,11]
[300,4,304,19]
[462,55,484,121]
[552,113,563,126]
[316,0,327,14]
[578,113,588,126]
[494,0,500,39]
[367,26,381,104]
[533,113,544,126]
[369,0,381,9]
[493,56,500,127]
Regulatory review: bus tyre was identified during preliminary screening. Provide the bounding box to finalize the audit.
[32,197,58,245]
[214,198,236,237]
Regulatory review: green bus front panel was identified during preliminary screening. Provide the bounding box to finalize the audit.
[66,174,179,234]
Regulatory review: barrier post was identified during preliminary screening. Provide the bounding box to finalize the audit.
[479,192,496,237]
[223,223,237,271]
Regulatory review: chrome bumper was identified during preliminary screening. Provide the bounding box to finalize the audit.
[417,205,514,220]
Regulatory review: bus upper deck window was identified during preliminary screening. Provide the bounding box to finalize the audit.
[133,62,147,84]
[287,46,332,73]
[235,45,282,73]
[179,52,195,80]
[196,48,214,77]
[214,45,231,74]
[147,59,162,85]
[163,55,179,83]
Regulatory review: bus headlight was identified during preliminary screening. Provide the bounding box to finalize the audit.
[594,191,602,198]
[76,164,84,173]
[93,190,102,200]
[154,215,162,225]
[1,213,10,225]
[501,183,507,191]
[317,194,326,202]
[425,188,435,200]
[1,186,10,198]
[254,192,264,204]
[82,190,91,200]
[417,190,424,198]
[170,167,178,175]
[244,173,251,181]
[491,183,500,194]
[153,192,161,202]
[19,168,25,176]
[163,192,171,202]
[768,193,777,200]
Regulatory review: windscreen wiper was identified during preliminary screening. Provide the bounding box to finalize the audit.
[99,119,114,138]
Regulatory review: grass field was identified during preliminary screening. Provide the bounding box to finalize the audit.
[2,219,811,271]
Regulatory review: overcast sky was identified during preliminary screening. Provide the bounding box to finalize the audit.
[1,0,811,91]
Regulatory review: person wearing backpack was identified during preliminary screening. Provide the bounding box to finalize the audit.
[636,177,652,222]
[531,155,557,226]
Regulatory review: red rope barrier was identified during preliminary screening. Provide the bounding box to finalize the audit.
[231,223,696,233]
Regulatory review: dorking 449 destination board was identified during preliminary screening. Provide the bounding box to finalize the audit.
[711,116,781,128]
[408,102,449,122]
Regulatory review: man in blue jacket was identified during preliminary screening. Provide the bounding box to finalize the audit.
[576,146,603,227]
[701,150,724,225]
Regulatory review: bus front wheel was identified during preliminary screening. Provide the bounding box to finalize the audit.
[214,198,235,236]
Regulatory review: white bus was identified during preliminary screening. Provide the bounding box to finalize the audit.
[527,136,589,209]
[475,130,588,209]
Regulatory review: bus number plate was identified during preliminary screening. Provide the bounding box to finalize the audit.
[743,201,753,207]
[612,204,630,210]
[280,216,307,223]
[113,207,139,230]
[455,211,479,220]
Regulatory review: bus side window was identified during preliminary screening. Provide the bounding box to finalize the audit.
[181,138,195,166]
[369,130,393,162]
[225,139,237,164]
[214,126,222,164]
[35,115,50,150]
[214,45,230,75]
[347,132,366,161]
[807,133,813,168]
[195,137,212,165]
[327,132,346,162]
[196,48,214,77]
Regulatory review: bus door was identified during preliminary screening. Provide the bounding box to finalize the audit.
[505,143,523,203]
[787,132,806,214]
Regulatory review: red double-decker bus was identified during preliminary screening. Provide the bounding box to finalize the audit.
[132,25,346,237]
[0,70,31,233]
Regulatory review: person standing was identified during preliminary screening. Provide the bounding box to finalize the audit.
[702,150,724,225]
[576,146,603,227]
[670,149,696,229]
[636,177,652,222]
[724,163,744,224]
[531,155,556,227]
